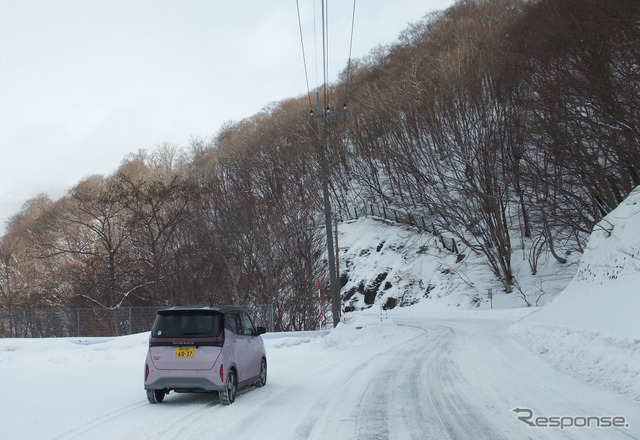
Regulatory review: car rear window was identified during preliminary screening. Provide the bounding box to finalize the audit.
[151,310,223,338]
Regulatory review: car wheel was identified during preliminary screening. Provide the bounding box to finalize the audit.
[147,389,165,404]
[219,368,237,405]
[256,358,267,387]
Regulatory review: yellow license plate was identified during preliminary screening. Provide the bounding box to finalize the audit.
[174,347,194,358]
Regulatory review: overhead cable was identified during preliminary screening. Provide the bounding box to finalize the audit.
[296,0,313,110]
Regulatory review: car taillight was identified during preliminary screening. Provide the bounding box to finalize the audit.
[219,364,224,382]
[145,363,150,381]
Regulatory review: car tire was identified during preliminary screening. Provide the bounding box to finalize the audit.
[219,368,237,405]
[256,358,267,387]
[147,389,165,404]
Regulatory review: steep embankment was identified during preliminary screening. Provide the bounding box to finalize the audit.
[337,216,575,313]
[510,186,640,400]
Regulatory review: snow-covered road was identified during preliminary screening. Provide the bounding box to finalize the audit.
[397,314,640,440]
[3,311,638,440]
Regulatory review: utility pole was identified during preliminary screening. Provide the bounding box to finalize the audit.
[312,92,344,327]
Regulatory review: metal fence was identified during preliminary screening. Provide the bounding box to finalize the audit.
[314,204,460,254]
[0,304,274,338]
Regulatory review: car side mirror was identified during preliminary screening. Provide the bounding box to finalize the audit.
[256,326,267,335]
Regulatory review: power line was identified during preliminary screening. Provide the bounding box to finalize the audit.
[313,0,318,88]
[298,0,357,112]
[341,0,357,146]
[343,0,357,107]
[321,0,328,108]
[295,0,313,110]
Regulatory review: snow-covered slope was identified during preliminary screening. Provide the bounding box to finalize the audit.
[337,217,575,312]
[510,186,640,400]
[338,217,478,310]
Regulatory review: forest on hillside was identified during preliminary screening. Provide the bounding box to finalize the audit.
[1,0,639,331]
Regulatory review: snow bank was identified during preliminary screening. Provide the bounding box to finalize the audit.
[510,186,640,400]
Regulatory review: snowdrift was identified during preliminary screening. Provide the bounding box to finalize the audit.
[511,186,640,400]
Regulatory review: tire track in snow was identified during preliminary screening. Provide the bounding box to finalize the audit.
[199,327,416,440]
[52,401,148,440]
[56,393,223,440]
[283,323,445,440]
[391,324,455,439]
[156,395,222,440]
[352,366,393,440]
[302,352,397,440]
[347,325,435,440]
[259,353,385,439]
[392,322,506,440]
[423,329,502,439]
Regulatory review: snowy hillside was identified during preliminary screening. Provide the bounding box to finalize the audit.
[337,217,577,312]
[510,186,640,400]
[337,217,478,311]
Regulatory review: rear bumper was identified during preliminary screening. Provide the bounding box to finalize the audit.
[145,376,224,392]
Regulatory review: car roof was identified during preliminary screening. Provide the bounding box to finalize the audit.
[156,305,247,314]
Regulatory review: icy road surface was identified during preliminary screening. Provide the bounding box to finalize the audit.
[2,311,638,440]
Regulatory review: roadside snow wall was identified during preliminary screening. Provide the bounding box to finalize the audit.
[510,186,640,400]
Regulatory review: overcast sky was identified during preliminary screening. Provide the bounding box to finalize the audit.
[0,0,455,234]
